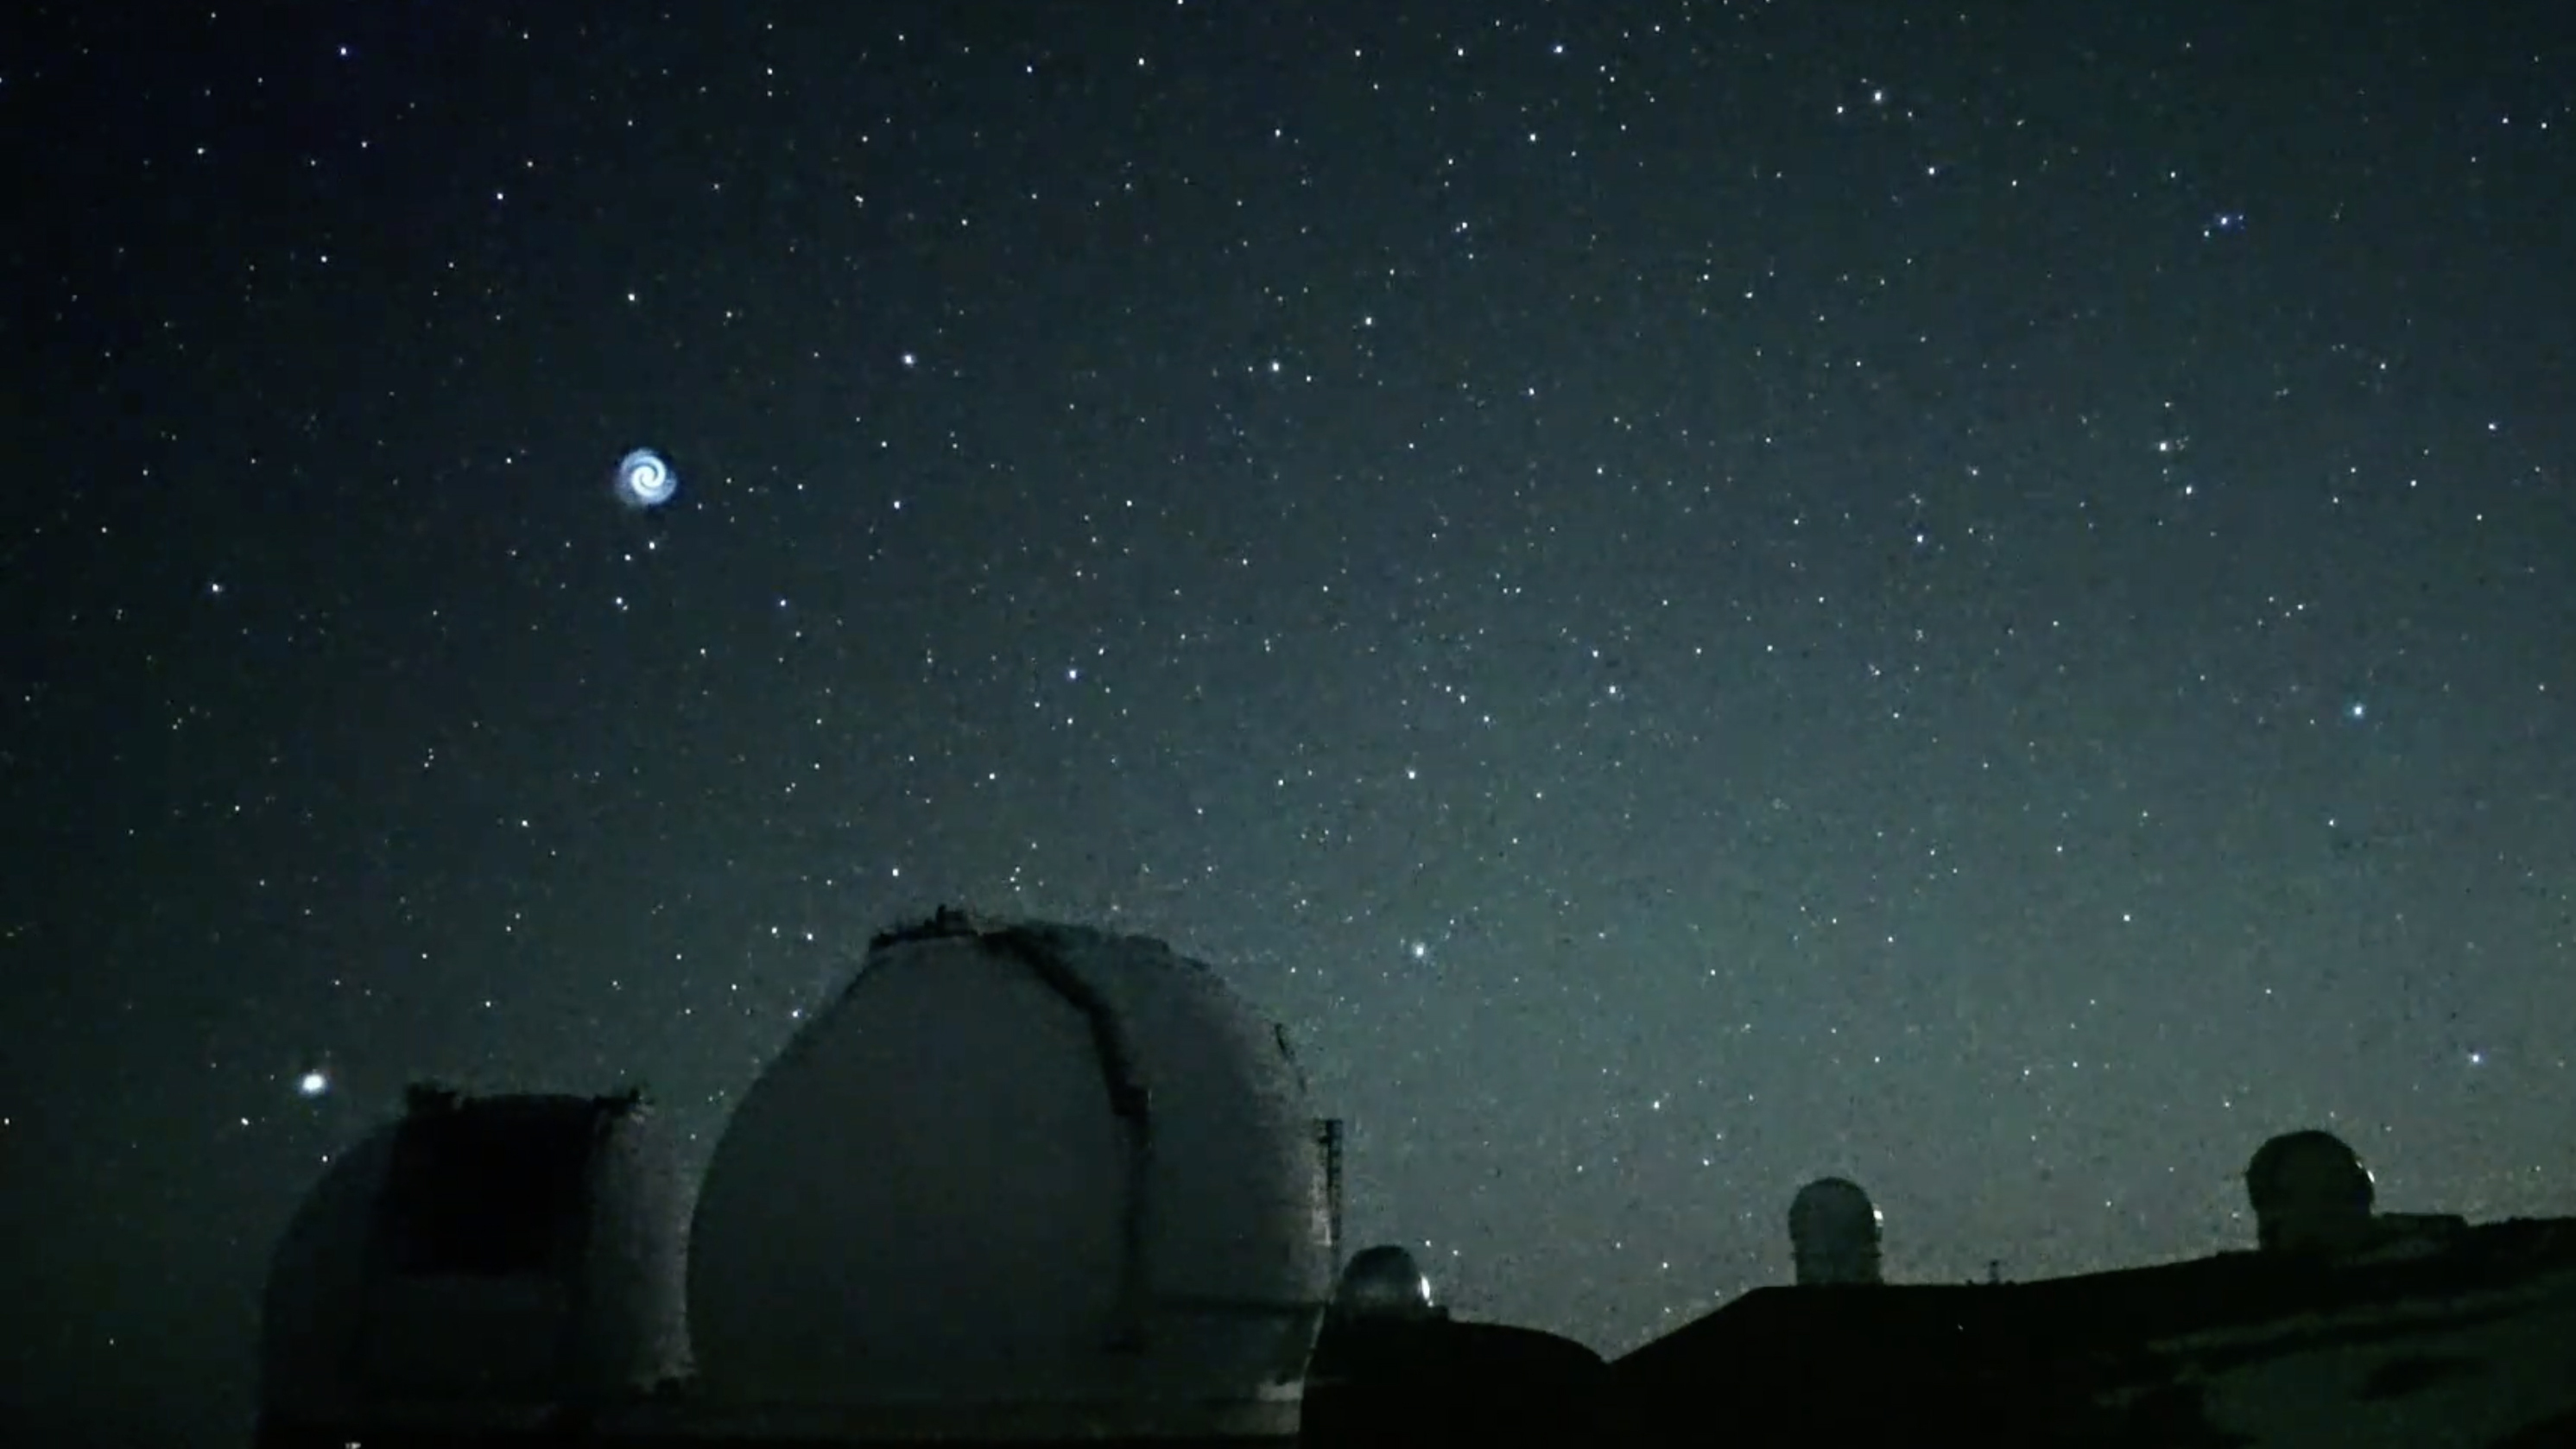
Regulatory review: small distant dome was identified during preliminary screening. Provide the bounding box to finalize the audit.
[687,909,1335,1444]
[1334,1245,1440,1322]
[1788,1177,1883,1287]
[257,1086,691,1440]
[2246,1129,2377,1255]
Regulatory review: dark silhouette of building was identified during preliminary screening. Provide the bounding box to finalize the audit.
[2245,1127,2380,1256]
[1787,1176,1883,1288]
[1611,1129,2576,1447]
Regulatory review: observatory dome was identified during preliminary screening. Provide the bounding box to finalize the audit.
[2246,1129,2377,1256]
[687,908,1336,1444]
[1788,1176,1883,1287]
[1333,1244,1440,1323]
[257,1085,691,1440]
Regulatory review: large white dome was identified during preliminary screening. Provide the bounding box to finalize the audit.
[687,909,1335,1443]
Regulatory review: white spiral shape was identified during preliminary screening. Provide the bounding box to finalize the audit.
[614,447,677,509]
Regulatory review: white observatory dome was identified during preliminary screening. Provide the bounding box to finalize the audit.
[687,908,1336,1444]
[1788,1176,1883,1287]
[257,1085,692,1440]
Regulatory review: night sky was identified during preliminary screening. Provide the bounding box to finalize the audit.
[7,1,2574,1440]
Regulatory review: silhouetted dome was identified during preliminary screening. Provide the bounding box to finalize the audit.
[687,909,1334,1443]
[258,1086,691,1437]
[2246,1129,2376,1256]
[1788,1176,1883,1286]
[1335,1244,1440,1322]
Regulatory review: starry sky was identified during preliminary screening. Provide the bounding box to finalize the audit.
[6,0,2574,1440]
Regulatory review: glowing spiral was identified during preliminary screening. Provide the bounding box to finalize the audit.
[613,447,678,509]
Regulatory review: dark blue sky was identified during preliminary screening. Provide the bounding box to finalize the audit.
[5,1,2573,1440]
